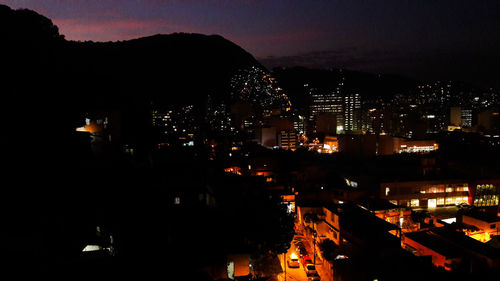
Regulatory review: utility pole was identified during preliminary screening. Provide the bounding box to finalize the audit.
[313,221,316,265]
[284,252,287,281]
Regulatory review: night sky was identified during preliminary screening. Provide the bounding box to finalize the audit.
[3,0,500,88]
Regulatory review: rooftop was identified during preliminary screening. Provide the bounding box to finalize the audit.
[429,227,500,259]
[405,231,464,258]
[463,211,500,223]
[357,198,404,212]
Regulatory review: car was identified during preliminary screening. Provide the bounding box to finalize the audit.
[307,273,321,281]
[305,264,318,276]
[301,255,313,265]
[287,253,300,268]
[334,254,348,260]
[457,203,472,209]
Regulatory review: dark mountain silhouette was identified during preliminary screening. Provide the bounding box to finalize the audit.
[0,4,263,168]
[60,33,263,111]
[0,4,262,116]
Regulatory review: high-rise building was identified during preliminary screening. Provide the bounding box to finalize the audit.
[308,86,362,134]
[461,109,473,128]
[344,93,362,132]
[293,115,306,135]
[450,107,473,128]
[309,87,344,130]
[279,130,298,150]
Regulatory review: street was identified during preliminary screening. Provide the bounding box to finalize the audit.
[278,225,332,281]
[278,245,309,281]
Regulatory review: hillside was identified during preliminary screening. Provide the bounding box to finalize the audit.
[272,66,419,110]
[0,4,263,116]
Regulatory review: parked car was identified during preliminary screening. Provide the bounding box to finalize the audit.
[305,264,318,276]
[457,203,473,210]
[301,255,313,266]
[287,253,300,268]
[308,273,321,281]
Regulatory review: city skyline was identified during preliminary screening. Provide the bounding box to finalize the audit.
[2,2,500,280]
[1,0,499,89]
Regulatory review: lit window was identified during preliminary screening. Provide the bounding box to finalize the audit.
[445,197,453,205]
[174,197,180,205]
[410,199,419,207]
[428,198,437,208]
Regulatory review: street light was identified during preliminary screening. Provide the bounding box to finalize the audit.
[313,221,317,265]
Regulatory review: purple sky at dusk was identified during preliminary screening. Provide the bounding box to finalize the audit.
[2,0,500,88]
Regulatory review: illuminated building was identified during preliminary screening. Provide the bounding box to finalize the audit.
[278,130,298,150]
[323,136,339,153]
[381,180,470,208]
[281,194,296,213]
[308,83,362,134]
[423,113,446,134]
[462,212,500,243]
[397,140,438,153]
[343,93,362,132]
[328,135,438,156]
[403,228,500,272]
[471,181,500,207]
[363,108,391,135]
[461,109,473,127]
[309,88,344,133]
[450,107,473,128]
[323,206,341,245]
[293,115,306,135]
[357,199,414,232]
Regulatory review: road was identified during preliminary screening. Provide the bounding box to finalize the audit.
[278,228,331,281]
[278,245,309,281]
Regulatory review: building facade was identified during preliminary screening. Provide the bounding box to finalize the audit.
[381,180,470,208]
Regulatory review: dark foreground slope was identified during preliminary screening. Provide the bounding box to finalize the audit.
[0,4,262,276]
